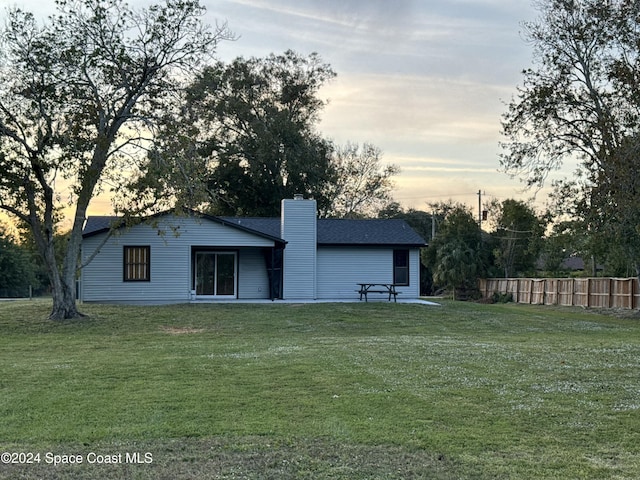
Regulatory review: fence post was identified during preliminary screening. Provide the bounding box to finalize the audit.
[609,278,612,308]
[529,279,534,304]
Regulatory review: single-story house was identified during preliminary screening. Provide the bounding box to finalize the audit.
[80,196,427,304]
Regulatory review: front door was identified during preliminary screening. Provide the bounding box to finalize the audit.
[195,252,237,297]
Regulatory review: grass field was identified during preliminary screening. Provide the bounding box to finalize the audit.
[0,299,639,479]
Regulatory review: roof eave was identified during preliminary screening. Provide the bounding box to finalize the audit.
[318,242,427,248]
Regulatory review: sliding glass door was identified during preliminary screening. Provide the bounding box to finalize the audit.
[195,252,237,297]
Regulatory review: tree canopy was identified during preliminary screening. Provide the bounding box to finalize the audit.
[0,224,41,298]
[491,199,545,278]
[323,142,399,218]
[423,203,491,298]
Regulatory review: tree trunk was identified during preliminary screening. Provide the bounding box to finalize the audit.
[41,227,84,321]
[50,202,91,320]
[46,136,112,320]
[23,176,84,320]
[49,276,83,320]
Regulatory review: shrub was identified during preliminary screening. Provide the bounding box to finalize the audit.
[491,291,514,303]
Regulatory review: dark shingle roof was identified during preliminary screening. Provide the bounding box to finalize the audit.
[317,219,426,246]
[220,217,426,246]
[83,216,121,236]
[219,217,281,239]
[83,213,427,247]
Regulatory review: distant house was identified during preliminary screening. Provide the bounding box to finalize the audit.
[537,254,604,275]
[80,197,427,304]
[560,256,604,273]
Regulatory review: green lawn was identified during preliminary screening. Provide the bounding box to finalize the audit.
[1,299,639,479]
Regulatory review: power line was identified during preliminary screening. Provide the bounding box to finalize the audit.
[395,192,482,200]
[395,191,513,201]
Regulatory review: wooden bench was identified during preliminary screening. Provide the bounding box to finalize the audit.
[357,283,400,302]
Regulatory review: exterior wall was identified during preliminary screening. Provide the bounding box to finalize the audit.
[317,247,421,300]
[281,198,317,299]
[237,248,271,299]
[80,215,274,303]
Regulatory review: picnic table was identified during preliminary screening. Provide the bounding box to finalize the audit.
[357,283,400,302]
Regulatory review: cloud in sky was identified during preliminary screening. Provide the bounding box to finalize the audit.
[207,0,547,210]
[213,0,533,79]
[0,0,552,220]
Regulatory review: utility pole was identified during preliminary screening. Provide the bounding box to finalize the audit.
[431,210,436,241]
[478,190,482,225]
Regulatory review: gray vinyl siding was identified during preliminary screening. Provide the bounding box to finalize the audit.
[281,199,317,299]
[406,249,421,297]
[237,249,270,299]
[316,247,421,300]
[81,215,274,303]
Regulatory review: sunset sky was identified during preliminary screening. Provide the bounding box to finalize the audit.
[207,0,544,213]
[0,0,565,222]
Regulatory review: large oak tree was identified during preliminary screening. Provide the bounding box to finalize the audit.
[134,51,399,218]
[0,0,230,319]
[135,51,336,217]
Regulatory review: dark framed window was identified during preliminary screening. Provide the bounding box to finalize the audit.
[393,249,410,286]
[123,246,150,282]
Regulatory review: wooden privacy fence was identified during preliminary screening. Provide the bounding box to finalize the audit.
[479,277,640,309]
